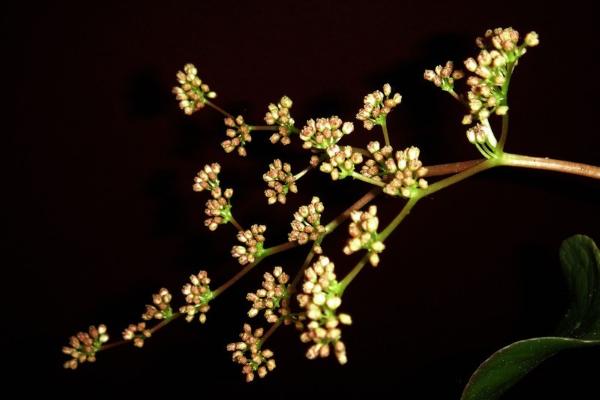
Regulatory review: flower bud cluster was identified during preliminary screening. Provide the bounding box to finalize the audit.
[264,96,295,145]
[299,116,354,150]
[227,324,276,382]
[297,256,351,365]
[222,115,252,156]
[247,266,291,323]
[383,146,428,198]
[232,225,267,265]
[288,197,326,249]
[142,288,173,321]
[172,63,216,115]
[122,322,151,348]
[343,205,385,267]
[320,145,363,180]
[180,270,213,323]
[263,159,297,205]
[461,27,538,125]
[193,163,235,231]
[360,141,395,181]
[356,83,402,130]
[423,61,464,92]
[62,324,109,369]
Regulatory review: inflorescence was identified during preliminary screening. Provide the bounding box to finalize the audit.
[64,26,549,385]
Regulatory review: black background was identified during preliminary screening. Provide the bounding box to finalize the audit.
[5,1,600,398]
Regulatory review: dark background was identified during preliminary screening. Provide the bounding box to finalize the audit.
[5,0,599,398]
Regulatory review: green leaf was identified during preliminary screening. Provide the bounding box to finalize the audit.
[461,235,600,400]
[556,235,600,339]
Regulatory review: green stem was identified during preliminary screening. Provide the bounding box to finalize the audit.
[381,119,391,147]
[351,172,386,187]
[339,253,370,293]
[497,62,514,151]
[205,100,233,119]
[379,196,419,241]
[293,164,314,181]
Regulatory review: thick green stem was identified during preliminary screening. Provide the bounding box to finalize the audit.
[339,253,370,293]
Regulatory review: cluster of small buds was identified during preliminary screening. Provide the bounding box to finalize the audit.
[172,63,216,115]
[461,27,538,125]
[193,163,221,196]
[247,266,291,323]
[264,96,295,145]
[180,271,213,323]
[142,288,173,321]
[466,122,497,147]
[222,115,252,156]
[227,324,276,382]
[193,163,234,231]
[62,324,109,369]
[288,196,326,250]
[299,116,354,150]
[122,322,151,348]
[355,83,402,130]
[360,141,395,180]
[383,147,428,198]
[263,159,298,205]
[423,61,464,92]
[343,205,385,267]
[297,256,351,364]
[231,225,267,265]
[204,188,234,231]
[320,145,363,180]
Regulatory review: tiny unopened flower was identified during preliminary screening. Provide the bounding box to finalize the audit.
[265,96,296,145]
[204,188,234,231]
[288,197,326,247]
[232,224,267,265]
[524,31,539,47]
[263,159,297,205]
[320,145,363,180]
[122,322,151,348]
[180,270,213,323]
[383,146,428,198]
[343,205,385,267]
[359,141,395,181]
[299,116,354,150]
[222,115,252,156]
[423,61,464,92]
[356,84,402,130]
[297,256,351,365]
[172,63,216,115]
[62,324,109,370]
[227,324,276,382]
[247,266,291,323]
[142,288,173,321]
